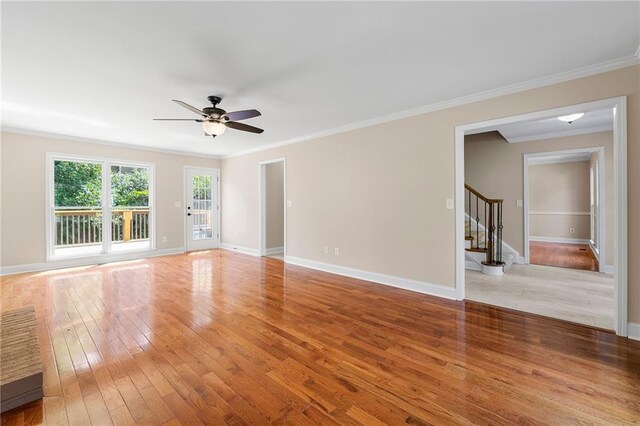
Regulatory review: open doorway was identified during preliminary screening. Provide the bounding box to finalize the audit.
[525,147,605,272]
[455,97,627,335]
[259,158,286,260]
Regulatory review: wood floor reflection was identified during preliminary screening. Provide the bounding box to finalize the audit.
[1,250,639,424]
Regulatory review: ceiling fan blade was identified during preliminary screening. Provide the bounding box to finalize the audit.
[153,118,204,121]
[225,121,264,134]
[223,109,261,121]
[172,99,207,117]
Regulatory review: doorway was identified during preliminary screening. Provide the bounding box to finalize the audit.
[524,147,605,272]
[455,97,627,336]
[259,158,286,259]
[184,166,220,252]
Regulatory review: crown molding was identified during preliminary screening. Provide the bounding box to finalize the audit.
[2,54,638,161]
[528,152,592,165]
[223,54,639,159]
[505,124,613,144]
[0,127,223,160]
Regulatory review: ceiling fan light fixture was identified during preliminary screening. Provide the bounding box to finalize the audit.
[202,120,226,135]
[557,113,584,124]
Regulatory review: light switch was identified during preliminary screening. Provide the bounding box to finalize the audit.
[516,200,523,207]
[446,198,454,210]
[175,201,181,207]
[287,200,292,208]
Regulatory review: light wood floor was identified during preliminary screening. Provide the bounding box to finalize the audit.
[1,250,639,424]
[530,241,599,271]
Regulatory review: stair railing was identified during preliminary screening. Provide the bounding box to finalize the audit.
[464,184,504,266]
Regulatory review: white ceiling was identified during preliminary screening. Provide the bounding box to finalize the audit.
[2,2,638,157]
[495,108,614,143]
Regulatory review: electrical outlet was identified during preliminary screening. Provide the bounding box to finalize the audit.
[161,236,168,243]
[570,227,575,234]
[516,200,523,207]
[324,246,328,254]
[334,247,340,256]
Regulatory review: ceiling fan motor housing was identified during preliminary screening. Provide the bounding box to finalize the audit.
[202,106,226,119]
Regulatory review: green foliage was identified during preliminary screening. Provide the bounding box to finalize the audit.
[111,168,149,207]
[54,161,102,207]
[54,161,149,208]
[192,175,212,200]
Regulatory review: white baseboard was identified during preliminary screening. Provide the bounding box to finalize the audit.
[628,322,640,341]
[530,236,591,244]
[264,246,284,256]
[220,243,260,256]
[285,255,456,300]
[602,264,615,274]
[516,256,526,264]
[0,247,186,276]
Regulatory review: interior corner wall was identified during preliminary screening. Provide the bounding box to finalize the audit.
[0,132,220,267]
[528,161,591,240]
[464,130,614,265]
[219,65,637,321]
[265,161,284,249]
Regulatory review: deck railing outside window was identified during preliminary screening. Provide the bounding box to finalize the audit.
[55,207,150,247]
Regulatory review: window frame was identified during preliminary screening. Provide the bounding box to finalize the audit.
[45,152,156,260]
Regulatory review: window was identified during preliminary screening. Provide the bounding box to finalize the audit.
[47,154,154,259]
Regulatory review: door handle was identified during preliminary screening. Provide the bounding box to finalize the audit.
[187,212,192,216]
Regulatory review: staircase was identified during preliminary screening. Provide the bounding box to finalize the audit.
[465,184,514,275]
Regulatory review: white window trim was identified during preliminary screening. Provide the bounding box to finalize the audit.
[45,152,156,261]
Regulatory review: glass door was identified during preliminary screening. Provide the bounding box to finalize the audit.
[185,167,219,251]
[53,159,104,258]
[48,154,154,260]
[110,164,151,252]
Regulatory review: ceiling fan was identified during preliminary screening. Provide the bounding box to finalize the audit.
[154,96,263,138]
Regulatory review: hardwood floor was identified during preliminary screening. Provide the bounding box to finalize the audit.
[530,241,599,271]
[1,250,639,424]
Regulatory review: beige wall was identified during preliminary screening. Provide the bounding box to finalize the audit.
[465,131,614,265]
[0,132,219,266]
[265,161,284,249]
[529,161,591,240]
[221,65,639,322]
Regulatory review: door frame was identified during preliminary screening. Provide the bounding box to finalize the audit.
[183,166,220,252]
[258,157,287,257]
[454,96,628,336]
[523,146,605,270]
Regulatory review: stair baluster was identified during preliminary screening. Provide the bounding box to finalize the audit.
[464,184,504,267]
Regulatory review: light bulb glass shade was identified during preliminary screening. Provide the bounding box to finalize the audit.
[557,113,584,123]
[202,121,226,135]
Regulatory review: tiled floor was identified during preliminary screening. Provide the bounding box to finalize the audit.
[466,264,614,330]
